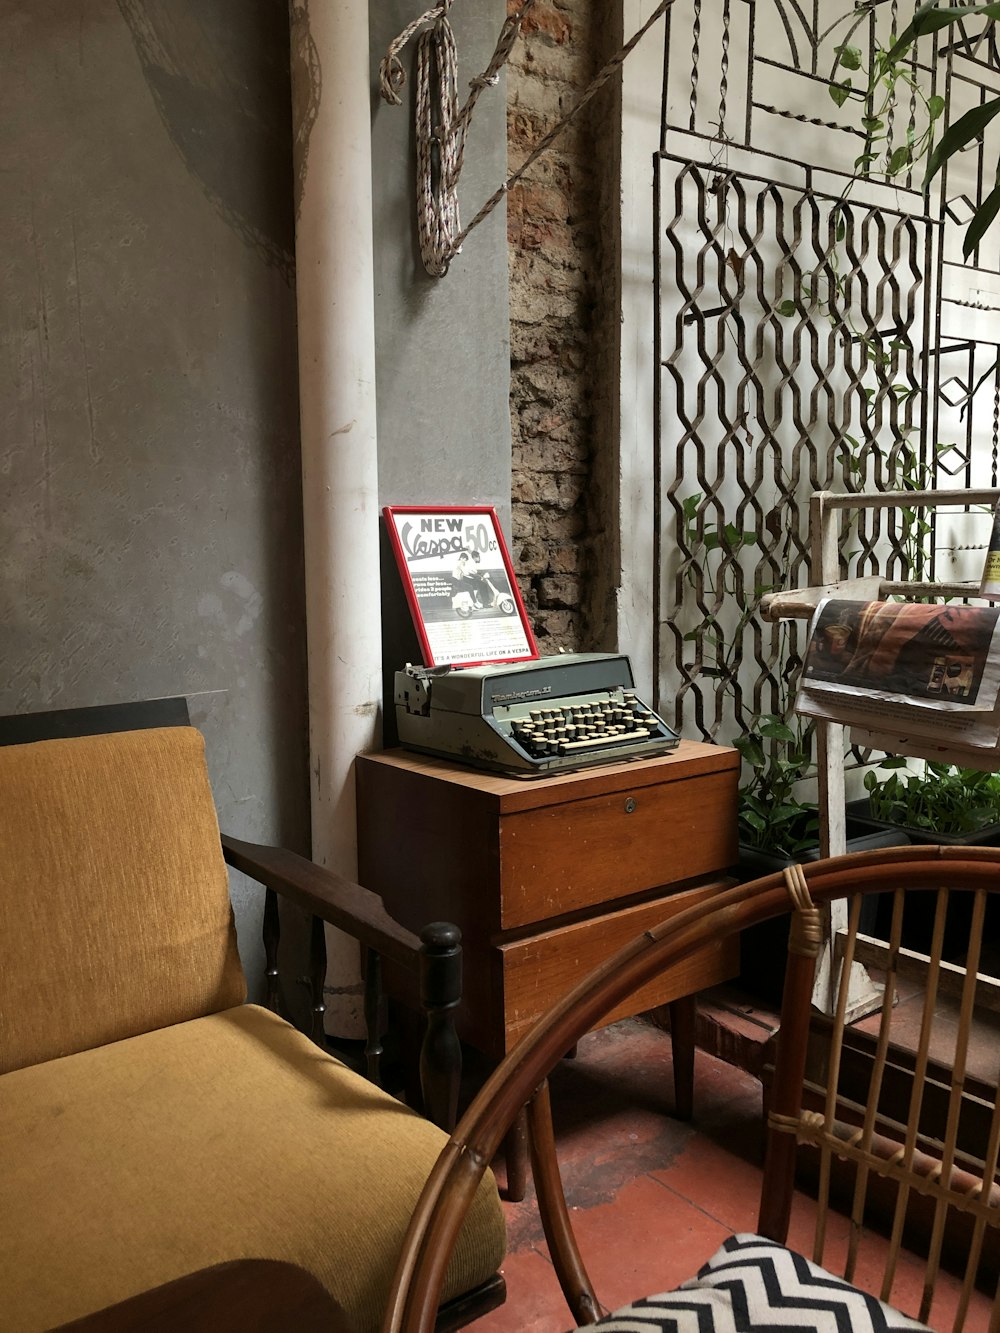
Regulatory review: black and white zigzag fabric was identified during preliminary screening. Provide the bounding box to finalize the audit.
[588,1233,930,1332]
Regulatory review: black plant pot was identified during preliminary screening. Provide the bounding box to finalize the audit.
[844,799,1000,959]
[844,797,1000,848]
[736,823,909,1005]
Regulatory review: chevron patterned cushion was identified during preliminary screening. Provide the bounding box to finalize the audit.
[590,1233,930,1331]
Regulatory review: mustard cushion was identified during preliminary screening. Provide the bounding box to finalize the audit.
[0,727,246,1072]
[0,1004,506,1332]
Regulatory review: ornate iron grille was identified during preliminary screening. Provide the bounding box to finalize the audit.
[654,0,1000,754]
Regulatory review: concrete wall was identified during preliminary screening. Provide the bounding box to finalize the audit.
[0,0,308,998]
[0,0,517,990]
[370,1,513,717]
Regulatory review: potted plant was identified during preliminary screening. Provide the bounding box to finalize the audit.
[851,758,1000,846]
[848,758,1000,958]
[734,716,907,1001]
[737,718,909,874]
[735,716,819,873]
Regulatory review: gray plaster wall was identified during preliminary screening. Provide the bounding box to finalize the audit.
[0,0,308,999]
[370,3,513,709]
[370,2,511,511]
[0,1,514,991]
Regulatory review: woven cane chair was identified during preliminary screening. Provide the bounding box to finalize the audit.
[382,844,1000,1333]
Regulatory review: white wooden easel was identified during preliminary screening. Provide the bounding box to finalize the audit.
[761,487,1000,1017]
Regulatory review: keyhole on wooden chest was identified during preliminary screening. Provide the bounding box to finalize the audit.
[624,797,637,814]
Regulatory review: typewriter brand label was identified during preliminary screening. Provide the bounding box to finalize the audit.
[492,686,554,703]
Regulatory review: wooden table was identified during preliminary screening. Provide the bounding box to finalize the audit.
[356,741,740,1195]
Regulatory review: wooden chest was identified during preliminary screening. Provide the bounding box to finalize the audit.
[356,741,740,1059]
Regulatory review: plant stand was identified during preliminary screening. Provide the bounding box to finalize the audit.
[762,485,1000,1017]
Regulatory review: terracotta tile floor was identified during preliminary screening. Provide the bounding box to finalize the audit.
[465,1016,993,1332]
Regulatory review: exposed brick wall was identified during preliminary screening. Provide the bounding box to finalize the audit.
[506,1,620,654]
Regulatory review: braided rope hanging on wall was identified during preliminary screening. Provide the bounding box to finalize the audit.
[380,0,677,278]
[380,0,532,276]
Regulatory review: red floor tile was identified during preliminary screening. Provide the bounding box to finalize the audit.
[469,1249,568,1333]
[649,1127,768,1235]
[567,1172,732,1313]
[465,1015,994,1331]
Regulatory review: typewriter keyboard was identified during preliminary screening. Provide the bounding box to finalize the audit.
[494,689,677,764]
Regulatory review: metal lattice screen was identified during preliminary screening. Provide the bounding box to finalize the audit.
[654,0,1000,756]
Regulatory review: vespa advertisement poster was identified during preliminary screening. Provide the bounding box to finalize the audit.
[383,506,539,668]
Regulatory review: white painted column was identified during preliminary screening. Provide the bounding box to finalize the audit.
[290,0,381,1036]
[618,0,668,701]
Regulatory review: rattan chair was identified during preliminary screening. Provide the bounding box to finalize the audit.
[382,844,1000,1332]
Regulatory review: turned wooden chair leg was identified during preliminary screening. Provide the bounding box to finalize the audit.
[668,995,696,1120]
[504,1107,530,1202]
[418,923,462,1132]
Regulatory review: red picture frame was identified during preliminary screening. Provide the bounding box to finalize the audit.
[383,505,539,668]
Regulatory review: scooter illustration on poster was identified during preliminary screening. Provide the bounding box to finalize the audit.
[450,550,516,617]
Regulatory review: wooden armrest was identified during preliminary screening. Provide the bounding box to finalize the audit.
[221,834,420,971]
[221,833,462,1129]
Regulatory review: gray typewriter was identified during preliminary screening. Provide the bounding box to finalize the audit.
[394,652,678,777]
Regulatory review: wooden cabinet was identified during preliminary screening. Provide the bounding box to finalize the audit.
[356,741,741,1061]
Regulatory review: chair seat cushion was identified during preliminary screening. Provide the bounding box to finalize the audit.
[590,1233,930,1331]
[0,1004,505,1332]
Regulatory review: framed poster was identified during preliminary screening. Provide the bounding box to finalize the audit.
[383,505,539,668]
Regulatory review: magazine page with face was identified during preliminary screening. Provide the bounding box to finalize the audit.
[795,598,1000,757]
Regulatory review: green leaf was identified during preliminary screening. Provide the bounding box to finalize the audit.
[925,96,1000,185]
[886,4,1000,64]
[759,719,796,741]
[888,145,912,175]
[681,493,702,521]
[776,299,797,317]
[928,94,945,122]
[721,523,758,549]
[740,794,769,820]
[771,803,807,823]
[861,117,884,133]
[836,44,862,72]
[829,81,853,109]
[734,734,765,768]
[963,173,1000,256]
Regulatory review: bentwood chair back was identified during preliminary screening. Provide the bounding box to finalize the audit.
[382,844,1000,1333]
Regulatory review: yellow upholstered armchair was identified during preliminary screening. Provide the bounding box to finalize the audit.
[0,701,505,1331]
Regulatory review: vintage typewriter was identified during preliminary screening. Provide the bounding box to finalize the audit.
[394,652,678,777]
